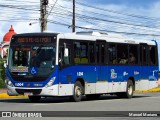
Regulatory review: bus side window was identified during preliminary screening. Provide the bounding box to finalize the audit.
[89,43,95,63]
[74,42,88,64]
[149,46,157,65]
[108,44,116,64]
[101,44,105,64]
[140,46,147,65]
[74,42,81,64]
[129,45,138,65]
[117,44,128,65]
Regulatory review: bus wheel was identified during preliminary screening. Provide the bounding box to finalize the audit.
[28,96,41,103]
[71,81,83,102]
[116,80,134,98]
[126,80,134,98]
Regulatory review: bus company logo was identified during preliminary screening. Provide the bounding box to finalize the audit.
[110,69,117,79]
[123,71,128,76]
[134,71,139,75]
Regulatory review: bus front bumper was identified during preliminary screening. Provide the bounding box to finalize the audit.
[7,85,59,96]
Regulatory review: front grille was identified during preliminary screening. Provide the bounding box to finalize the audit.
[11,76,47,82]
[15,89,42,95]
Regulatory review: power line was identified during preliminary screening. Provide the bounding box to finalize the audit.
[75,1,160,21]
[55,3,160,29]
[47,0,58,18]
[47,6,160,33]
[0,5,39,11]
[1,0,160,38]
[48,19,160,37]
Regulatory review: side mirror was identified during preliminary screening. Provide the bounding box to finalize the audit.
[64,48,69,57]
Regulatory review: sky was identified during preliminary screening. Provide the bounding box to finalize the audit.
[91,0,160,7]
[0,0,160,42]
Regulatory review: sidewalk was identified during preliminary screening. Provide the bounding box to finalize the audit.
[0,88,6,94]
[0,88,27,99]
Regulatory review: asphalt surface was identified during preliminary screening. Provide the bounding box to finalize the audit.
[0,93,160,120]
[0,92,159,111]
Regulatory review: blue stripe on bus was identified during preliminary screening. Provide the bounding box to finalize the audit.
[7,65,158,87]
[58,65,158,84]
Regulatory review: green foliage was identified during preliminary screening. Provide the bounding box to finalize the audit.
[0,59,6,88]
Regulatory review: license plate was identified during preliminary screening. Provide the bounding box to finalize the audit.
[24,92,33,96]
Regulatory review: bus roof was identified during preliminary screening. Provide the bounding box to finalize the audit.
[60,32,156,45]
[11,32,156,46]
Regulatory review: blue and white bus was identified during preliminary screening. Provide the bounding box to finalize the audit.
[6,32,159,102]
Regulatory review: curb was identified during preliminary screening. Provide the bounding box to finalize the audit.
[0,93,27,99]
[135,87,160,93]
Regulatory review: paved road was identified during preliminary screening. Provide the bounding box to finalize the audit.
[0,93,160,120]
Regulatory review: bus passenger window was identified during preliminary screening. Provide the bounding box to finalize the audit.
[117,44,128,65]
[108,44,116,64]
[89,43,95,63]
[74,42,81,64]
[129,53,136,64]
[140,46,147,65]
[74,42,88,64]
[129,45,138,65]
[149,46,157,65]
[119,52,127,64]
[96,45,99,63]
[101,44,105,64]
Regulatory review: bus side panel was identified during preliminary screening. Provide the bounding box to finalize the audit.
[125,66,141,91]
[58,65,97,96]
[107,66,141,93]
[58,66,74,96]
[140,66,158,90]
[76,65,97,94]
[96,66,108,93]
[107,66,127,93]
[140,66,150,90]
[149,66,159,89]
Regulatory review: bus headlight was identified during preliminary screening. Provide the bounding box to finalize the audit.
[45,77,56,88]
[6,79,14,87]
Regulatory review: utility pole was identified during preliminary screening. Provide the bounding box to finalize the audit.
[72,0,75,32]
[40,0,48,32]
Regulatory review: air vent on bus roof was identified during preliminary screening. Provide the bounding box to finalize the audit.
[76,31,108,36]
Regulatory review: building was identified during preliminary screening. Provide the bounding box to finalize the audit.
[0,25,16,58]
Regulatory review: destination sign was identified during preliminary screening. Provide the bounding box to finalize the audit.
[16,37,52,43]
[16,48,31,51]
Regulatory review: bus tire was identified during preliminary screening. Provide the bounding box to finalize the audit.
[71,81,83,102]
[28,96,41,103]
[116,80,134,98]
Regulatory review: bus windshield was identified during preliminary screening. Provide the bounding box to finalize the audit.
[8,45,56,76]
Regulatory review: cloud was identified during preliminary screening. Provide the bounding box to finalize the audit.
[1,0,160,41]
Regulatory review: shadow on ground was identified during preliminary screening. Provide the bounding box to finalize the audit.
[0,94,151,104]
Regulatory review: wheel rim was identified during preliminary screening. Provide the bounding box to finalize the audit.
[75,86,82,97]
[128,85,133,95]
